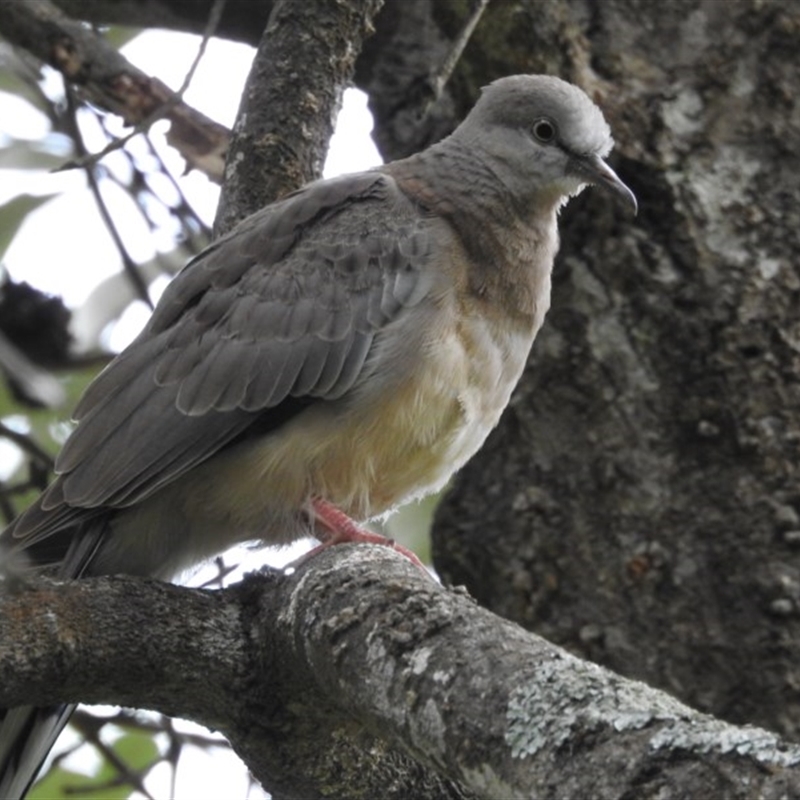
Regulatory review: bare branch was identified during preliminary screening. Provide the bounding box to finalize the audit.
[431,0,491,101]
[62,85,153,308]
[69,712,157,800]
[57,0,228,176]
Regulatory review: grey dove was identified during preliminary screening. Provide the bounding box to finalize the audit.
[0,74,636,797]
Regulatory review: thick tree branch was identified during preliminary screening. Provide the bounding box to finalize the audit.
[213,0,384,236]
[52,0,274,48]
[5,0,800,794]
[0,0,230,181]
[2,546,800,799]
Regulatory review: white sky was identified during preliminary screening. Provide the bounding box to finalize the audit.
[1,28,384,800]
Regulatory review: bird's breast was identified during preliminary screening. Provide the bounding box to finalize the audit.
[260,294,541,521]
[122,260,549,562]
[105,293,543,579]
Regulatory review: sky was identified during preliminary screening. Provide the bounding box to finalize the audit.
[1,27,384,800]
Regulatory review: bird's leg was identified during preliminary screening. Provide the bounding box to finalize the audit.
[292,497,428,573]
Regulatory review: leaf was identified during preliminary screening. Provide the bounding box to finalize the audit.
[0,53,49,116]
[28,730,160,800]
[0,361,102,518]
[109,729,160,772]
[0,194,57,263]
[28,765,105,800]
[384,491,441,564]
[0,135,72,171]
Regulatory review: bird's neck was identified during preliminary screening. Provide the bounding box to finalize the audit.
[385,138,560,319]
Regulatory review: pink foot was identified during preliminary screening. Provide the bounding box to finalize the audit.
[289,497,429,574]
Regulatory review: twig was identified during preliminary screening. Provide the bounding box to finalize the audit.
[63,87,153,308]
[0,420,54,470]
[431,0,491,100]
[69,711,157,800]
[198,556,239,589]
[0,0,230,182]
[58,0,228,176]
[64,707,232,800]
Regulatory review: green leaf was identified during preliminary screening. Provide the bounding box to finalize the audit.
[109,730,160,772]
[28,730,160,800]
[0,194,57,263]
[28,764,105,800]
[0,71,48,117]
[0,361,103,518]
[385,491,441,565]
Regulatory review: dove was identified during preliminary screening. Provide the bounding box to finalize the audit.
[0,74,635,798]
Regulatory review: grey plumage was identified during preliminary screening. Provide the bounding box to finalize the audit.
[0,74,635,798]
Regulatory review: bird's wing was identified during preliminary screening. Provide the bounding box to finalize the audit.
[11,170,443,543]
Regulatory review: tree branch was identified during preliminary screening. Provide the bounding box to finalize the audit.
[213,0,384,236]
[2,546,799,799]
[52,0,273,48]
[0,0,230,181]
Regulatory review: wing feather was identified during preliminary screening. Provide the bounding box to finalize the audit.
[10,169,446,543]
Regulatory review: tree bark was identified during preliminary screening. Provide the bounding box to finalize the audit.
[431,0,800,742]
[3,548,800,800]
[213,0,384,236]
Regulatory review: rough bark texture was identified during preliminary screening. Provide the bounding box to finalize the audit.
[213,0,384,236]
[430,0,800,742]
[3,548,800,800]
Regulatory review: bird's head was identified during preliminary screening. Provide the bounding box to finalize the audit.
[458,74,637,214]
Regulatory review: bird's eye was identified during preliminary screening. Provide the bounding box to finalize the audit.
[532,119,556,143]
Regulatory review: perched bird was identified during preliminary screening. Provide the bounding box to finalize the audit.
[0,74,636,797]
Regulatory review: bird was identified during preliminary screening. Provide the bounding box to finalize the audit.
[0,74,636,797]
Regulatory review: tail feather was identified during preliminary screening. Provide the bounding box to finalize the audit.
[0,520,108,799]
[0,705,76,800]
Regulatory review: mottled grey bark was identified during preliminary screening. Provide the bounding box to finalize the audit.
[432,0,800,742]
[3,548,800,800]
[213,0,384,236]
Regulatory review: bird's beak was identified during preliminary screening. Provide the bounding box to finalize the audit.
[575,154,638,215]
